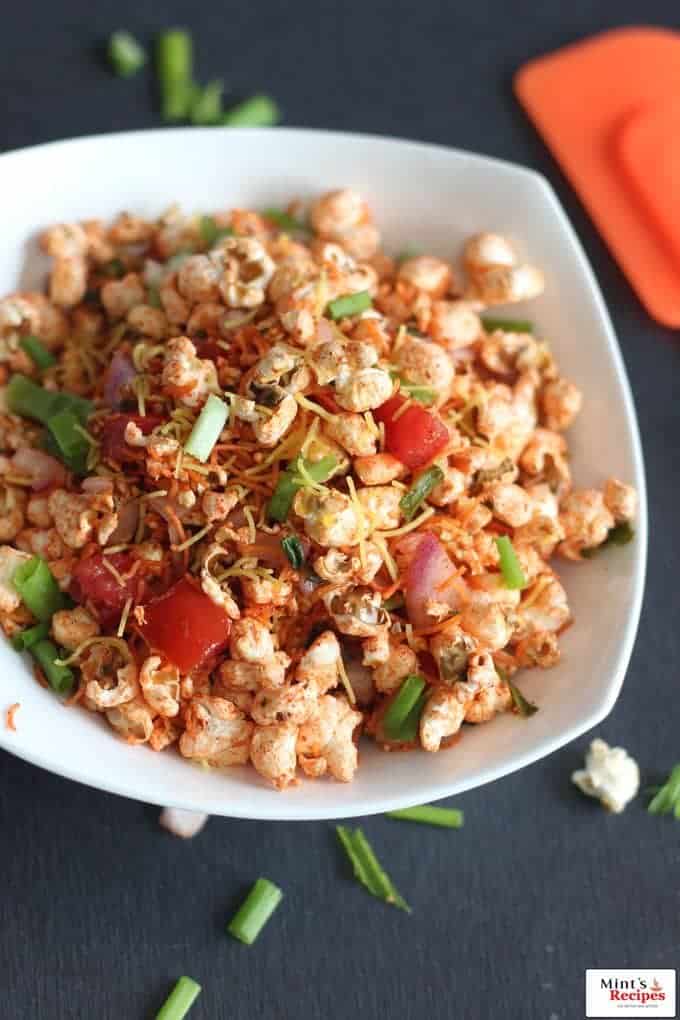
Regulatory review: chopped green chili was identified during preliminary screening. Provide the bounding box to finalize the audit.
[18,336,56,371]
[227,878,283,945]
[221,94,279,127]
[262,208,307,233]
[266,455,337,522]
[399,465,444,521]
[199,215,233,247]
[281,536,305,569]
[108,30,146,78]
[155,976,202,1019]
[6,374,91,427]
[184,394,228,462]
[336,826,410,912]
[190,79,224,125]
[326,290,372,320]
[11,621,51,652]
[386,804,464,828]
[12,556,67,621]
[581,521,635,558]
[648,765,680,817]
[507,677,538,717]
[383,675,426,741]
[47,409,90,475]
[31,640,74,695]
[481,316,533,334]
[495,535,527,590]
[157,29,194,121]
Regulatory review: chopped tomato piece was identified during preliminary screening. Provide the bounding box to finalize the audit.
[192,337,223,362]
[314,388,342,414]
[139,575,231,673]
[374,395,449,470]
[100,414,162,464]
[70,552,138,614]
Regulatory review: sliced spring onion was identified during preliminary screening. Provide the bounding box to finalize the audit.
[221,94,279,127]
[481,316,533,334]
[102,258,126,278]
[395,247,421,264]
[31,639,74,695]
[155,976,202,1019]
[147,287,162,308]
[507,677,538,717]
[262,208,307,233]
[267,455,337,522]
[227,878,283,945]
[398,382,437,405]
[281,536,305,569]
[190,79,224,125]
[11,621,50,651]
[386,805,464,828]
[383,674,426,741]
[394,690,428,743]
[157,29,194,121]
[382,592,405,612]
[399,465,444,521]
[12,556,67,621]
[6,373,92,427]
[336,826,410,912]
[199,215,233,247]
[581,521,635,558]
[47,409,90,475]
[184,394,228,462]
[108,30,147,78]
[326,290,372,320]
[648,765,680,817]
[18,335,56,371]
[495,535,527,590]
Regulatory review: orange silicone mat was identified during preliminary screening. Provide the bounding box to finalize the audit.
[515,26,680,328]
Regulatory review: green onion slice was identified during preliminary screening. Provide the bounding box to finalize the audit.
[281,536,305,569]
[19,336,56,371]
[6,374,91,427]
[507,677,538,717]
[11,621,51,651]
[326,290,372,321]
[184,394,228,462]
[382,592,405,612]
[648,764,680,817]
[267,455,337,522]
[108,30,146,78]
[481,317,534,334]
[157,29,194,122]
[495,535,527,590]
[395,248,422,264]
[386,804,464,828]
[199,215,233,247]
[336,826,410,912]
[581,521,635,558]
[155,976,202,1019]
[190,79,224,125]
[262,208,307,233]
[31,639,74,695]
[227,878,283,945]
[221,94,279,127]
[399,465,444,521]
[12,556,67,622]
[47,409,90,475]
[383,675,426,741]
[398,382,437,405]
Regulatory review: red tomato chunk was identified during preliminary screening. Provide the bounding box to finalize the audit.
[139,575,231,673]
[100,414,161,463]
[374,395,449,470]
[70,552,137,613]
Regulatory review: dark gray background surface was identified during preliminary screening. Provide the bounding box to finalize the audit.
[1,3,678,1018]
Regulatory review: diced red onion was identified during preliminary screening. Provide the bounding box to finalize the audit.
[12,447,67,491]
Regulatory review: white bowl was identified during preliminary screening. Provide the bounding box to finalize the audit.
[0,128,646,820]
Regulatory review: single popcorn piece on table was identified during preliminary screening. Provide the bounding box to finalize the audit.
[571,738,640,813]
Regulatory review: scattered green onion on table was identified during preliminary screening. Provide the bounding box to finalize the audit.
[336,827,410,912]
[155,976,202,1019]
[157,28,194,122]
[228,878,283,945]
[221,94,280,127]
[108,30,147,78]
[386,805,464,828]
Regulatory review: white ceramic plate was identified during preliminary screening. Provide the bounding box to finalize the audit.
[0,128,646,820]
